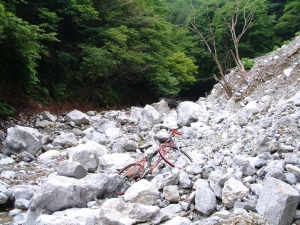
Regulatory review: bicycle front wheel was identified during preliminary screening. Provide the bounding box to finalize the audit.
[118,163,144,191]
[159,145,193,169]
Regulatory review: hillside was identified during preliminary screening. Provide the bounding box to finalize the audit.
[0,35,299,225]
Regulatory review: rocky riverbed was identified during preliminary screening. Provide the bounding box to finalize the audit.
[0,35,300,225]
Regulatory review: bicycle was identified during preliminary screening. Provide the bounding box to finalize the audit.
[118,129,193,191]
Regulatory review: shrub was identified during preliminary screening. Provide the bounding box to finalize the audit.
[0,99,16,117]
[242,57,255,70]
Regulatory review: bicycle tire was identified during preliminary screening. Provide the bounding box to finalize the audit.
[158,145,193,169]
[118,163,144,181]
[118,163,144,193]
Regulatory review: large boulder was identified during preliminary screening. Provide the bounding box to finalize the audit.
[138,105,161,131]
[4,126,44,156]
[256,177,300,225]
[29,176,99,213]
[98,153,132,172]
[52,132,78,148]
[129,107,142,124]
[64,109,91,125]
[36,208,101,225]
[99,198,160,225]
[94,119,117,133]
[162,109,178,128]
[177,102,201,127]
[152,99,171,115]
[123,179,160,205]
[67,141,108,172]
[81,173,123,199]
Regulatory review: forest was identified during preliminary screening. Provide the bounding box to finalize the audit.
[0,0,299,116]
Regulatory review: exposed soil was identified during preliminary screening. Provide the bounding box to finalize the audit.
[0,84,133,120]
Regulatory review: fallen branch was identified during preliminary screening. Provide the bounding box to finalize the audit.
[181,208,195,217]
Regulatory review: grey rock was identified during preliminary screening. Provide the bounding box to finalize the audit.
[0,154,15,165]
[162,216,191,225]
[162,109,178,128]
[99,198,160,225]
[35,118,55,128]
[222,178,249,208]
[0,130,5,140]
[98,153,133,172]
[284,172,298,185]
[1,170,15,179]
[123,179,160,205]
[138,104,161,131]
[0,192,8,204]
[82,129,107,144]
[234,200,257,212]
[57,160,88,179]
[40,111,57,122]
[82,173,122,199]
[155,129,170,142]
[163,185,180,203]
[4,125,44,156]
[36,208,101,225]
[177,101,200,127]
[13,185,37,201]
[286,164,300,176]
[29,175,99,213]
[195,179,217,215]
[129,106,142,124]
[250,183,264,196]
[252,158,267,168]
[152,99,171,115]
[67,141,108,172]
[8,208,23,217]
[178,171,192,189]
[64,109,90,125]
[52,132,78,148]
[287,91,300,106]
[16,151,35,162]
[256,177,300,225]
[158,204,183,222]
[119,138,138,151]
[15,198,30,209]
[238,116,248,127]
[208,171,223,199]
[284,153,299,164]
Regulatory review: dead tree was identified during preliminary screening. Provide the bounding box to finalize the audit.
[215,0,258,80]
[189,1,233,99]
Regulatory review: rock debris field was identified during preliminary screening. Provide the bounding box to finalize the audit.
[0,35,300,225]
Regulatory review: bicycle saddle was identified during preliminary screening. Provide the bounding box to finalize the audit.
[138,144,152,152]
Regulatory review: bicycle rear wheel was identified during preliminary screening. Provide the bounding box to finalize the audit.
[118,163,144,192]
[159,145,193,169]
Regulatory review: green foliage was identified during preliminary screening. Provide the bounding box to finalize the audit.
[242,58,255,70]
[166,52,198,87]
[275,0,300,40]
[0,0,299,110]
[0,99,16,117]
[0,1,58,92]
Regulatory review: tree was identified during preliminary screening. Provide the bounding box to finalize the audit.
[0,1,58,91]
[189,1,233,98]
[275,0,300,39]
[213,0,264,80]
